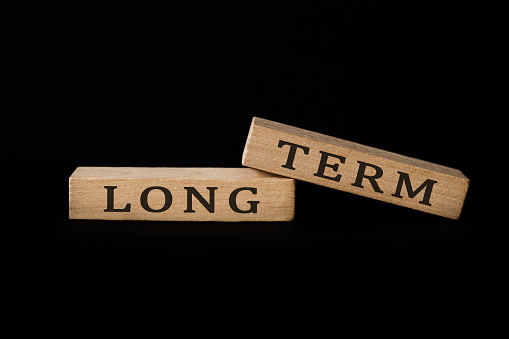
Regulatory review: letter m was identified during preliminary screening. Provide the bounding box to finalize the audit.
[391,171,437,206]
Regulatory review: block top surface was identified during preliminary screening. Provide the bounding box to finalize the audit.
[251,117,468,181]
[70,167,291,181]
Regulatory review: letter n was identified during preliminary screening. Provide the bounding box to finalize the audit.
[184,187,218,213]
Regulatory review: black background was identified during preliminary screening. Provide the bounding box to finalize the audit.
[4,1,502,333]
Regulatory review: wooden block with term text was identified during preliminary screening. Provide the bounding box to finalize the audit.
[242,117,469,219]
[69,167,295,221]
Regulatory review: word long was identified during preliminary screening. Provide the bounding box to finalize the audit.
[69,167,295,221]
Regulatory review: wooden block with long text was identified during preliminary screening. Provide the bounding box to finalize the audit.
[242,117,469,219]
[69,167,295,221]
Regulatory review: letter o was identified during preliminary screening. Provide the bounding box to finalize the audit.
[140,186,173,212]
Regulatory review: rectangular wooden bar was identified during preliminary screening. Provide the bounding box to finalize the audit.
[69,167,295,221]
[242,117,469,219]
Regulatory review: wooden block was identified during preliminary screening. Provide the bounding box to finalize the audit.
[69,167,295,221]
[242,117,469,219]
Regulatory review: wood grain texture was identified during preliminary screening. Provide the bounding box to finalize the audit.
[242,117,469,219]
[69,167,295,221]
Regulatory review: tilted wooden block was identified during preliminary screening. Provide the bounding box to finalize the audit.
[69,167,295,221]
[242,117,469,219]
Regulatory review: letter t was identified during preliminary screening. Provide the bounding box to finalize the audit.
[278,140,310,170]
